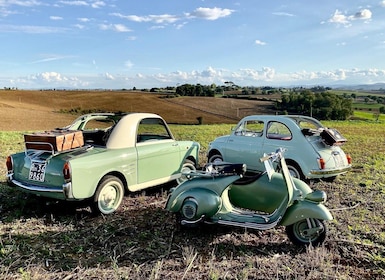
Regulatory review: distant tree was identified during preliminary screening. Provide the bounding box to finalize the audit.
[278,90,352,120]
[150,88,159,92]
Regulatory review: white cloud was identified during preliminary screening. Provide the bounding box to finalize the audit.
[0,24,68,33]
[0,0,43,7]
[125,60,134,69]
[126,36,136,41]
[99,23,131,32]
[78,17,91,22]
[352,9,372,20]
[272,12,295,17]
[111,7,234,26]
[9,67,385,89]
[329,10,350,25]
[255,40,266,46]
[91,1,105,9]
[114,24,131,32]
[73,24,85,29]
[31,72,67,82]
[188,7,234,20]
[50,16,63,20]
[58,1,88,7]
[381,1,385,7]
[30,54,72,64]
[111,13,179,24]
[329,8,372,27]
[104,72,114,80]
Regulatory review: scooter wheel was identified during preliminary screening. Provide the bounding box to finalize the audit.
[286,219,327,247]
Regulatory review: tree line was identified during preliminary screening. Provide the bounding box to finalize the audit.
[173,84,355,120]
[278,90,352,120]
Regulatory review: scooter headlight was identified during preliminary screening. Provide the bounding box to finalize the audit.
[181,199,198,220]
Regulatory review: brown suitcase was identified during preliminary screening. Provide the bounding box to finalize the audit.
[320,128,347,146]
[24,130,84,152]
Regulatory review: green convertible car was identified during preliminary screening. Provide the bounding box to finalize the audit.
[6,113,200,214]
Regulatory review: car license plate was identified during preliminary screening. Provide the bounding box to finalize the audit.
[29,162,47,182]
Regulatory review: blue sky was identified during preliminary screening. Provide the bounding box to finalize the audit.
[1,0,385,89]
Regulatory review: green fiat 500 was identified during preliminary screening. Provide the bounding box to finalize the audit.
[6,113,200,214]
[207,115,351,181]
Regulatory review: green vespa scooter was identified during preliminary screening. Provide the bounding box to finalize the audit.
[165,148,333,246]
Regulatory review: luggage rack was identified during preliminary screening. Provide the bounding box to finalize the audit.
[24,141,92,161]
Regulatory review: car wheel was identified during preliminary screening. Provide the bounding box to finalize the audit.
[286,218,327,247]
[177,159,196,184]
[91,175,124,215]
[208,154,223,164]
[286,161,304,180]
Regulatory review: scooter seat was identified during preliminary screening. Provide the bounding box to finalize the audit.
[233,171,266,185]
[209,162,247,176]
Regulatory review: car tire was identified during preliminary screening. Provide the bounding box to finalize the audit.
[286,219,327,247]
[208,154,223,164]
[177,159,196,184]
[91,175,124,215]
[286,161,305,180]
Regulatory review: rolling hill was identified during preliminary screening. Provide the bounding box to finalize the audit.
[0,90,276,130]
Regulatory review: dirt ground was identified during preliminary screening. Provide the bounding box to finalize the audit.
[0,90,276,131]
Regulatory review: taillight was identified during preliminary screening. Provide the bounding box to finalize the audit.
[6,156,13,172]
[63,162,71,180]
[346,154,352,164]
[319,158,326,169]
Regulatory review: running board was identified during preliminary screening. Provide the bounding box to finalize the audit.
[217,218,281,230]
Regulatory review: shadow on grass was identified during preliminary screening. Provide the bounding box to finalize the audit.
[0,184,306,275]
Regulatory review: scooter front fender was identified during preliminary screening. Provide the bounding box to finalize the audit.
[280,201,333,226]
[166,188,221,219]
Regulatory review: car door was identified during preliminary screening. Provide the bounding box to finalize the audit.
[223,119,265,171]
[136,118,181,184]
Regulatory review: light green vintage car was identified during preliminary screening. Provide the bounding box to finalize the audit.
[6,113,200,214]
[207,115,351,181]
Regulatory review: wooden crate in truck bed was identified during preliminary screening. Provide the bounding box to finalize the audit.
[24,130,84,152]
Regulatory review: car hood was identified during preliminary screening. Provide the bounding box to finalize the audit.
[210,135,230,144]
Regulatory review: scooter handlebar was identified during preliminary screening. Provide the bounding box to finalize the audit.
[259,147,287,163]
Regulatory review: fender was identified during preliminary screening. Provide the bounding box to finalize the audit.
[280,200,333,226]
[166,188,222,219]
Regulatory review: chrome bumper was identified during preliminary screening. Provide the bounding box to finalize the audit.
[310,165,351,176]
[7,173,73,199]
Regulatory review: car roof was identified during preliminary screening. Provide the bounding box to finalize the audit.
[107,113,169,149]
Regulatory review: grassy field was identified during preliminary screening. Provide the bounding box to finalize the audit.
[0,90,385,279]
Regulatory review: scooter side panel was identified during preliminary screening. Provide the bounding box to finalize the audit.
[280,201,333,226]
[228,173,287,213]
